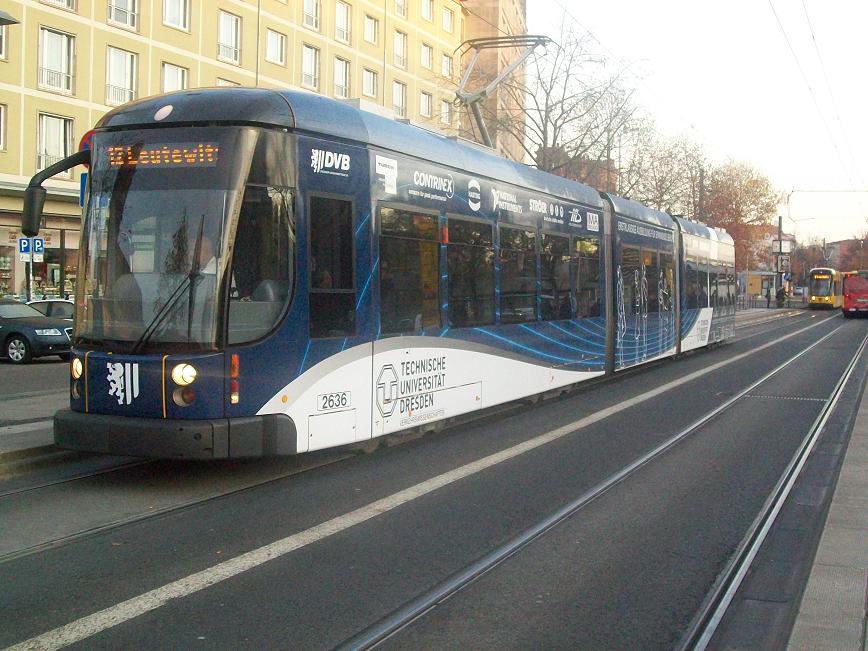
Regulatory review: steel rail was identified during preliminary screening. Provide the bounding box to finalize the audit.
[678,329,868,651]
[335,323,848,651]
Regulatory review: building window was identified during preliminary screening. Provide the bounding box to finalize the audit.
[163,0,188,30]
[392,80,406,117]
[302,44,319,89]
[334,57,350,98]
[335,1,350,43]
[266,29,286,65]
[441,53,452,78]
[364,15,378,44]
[0,26,6,60]
[303,0,320,30]
[395,0,406,17]
[38,28,74,95]
[442,7,453,32]
[420,43,432,69]
[216,77,239,86]
[43,0,76,11]
[394,31,407,68]
[440,99,450,125]
[37,113,73,174]
[420,91,432,117]
[161,62,188,92]
[421,0,432,21]
[362,68,377,98]
[0,104,6,150]
[106,46,136,105]
[108,0,138,29]
[218,11,241,63]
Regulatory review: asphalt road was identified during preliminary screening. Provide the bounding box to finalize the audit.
[0,310,862,650]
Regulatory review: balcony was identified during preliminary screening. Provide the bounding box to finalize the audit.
[217,43,239,63]
[37,153,71,176]
[38,67,73,94]
[42,0,76,11]
[105,84,135,106]
[107,1,138,29]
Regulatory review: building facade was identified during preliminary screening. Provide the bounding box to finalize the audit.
[0,0,465,299]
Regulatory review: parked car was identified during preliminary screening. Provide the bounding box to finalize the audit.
[0,299,72,363]
[27,298,74,320]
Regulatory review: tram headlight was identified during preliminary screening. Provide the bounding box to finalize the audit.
[172,387,196,407]
[171,363,198,386]
[71,357,83,380]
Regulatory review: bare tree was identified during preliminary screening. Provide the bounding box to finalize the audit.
[465,19,637,189]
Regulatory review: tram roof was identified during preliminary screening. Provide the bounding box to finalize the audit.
[671,215,735,245]
[95,87,604,209]
[603,194,676,230]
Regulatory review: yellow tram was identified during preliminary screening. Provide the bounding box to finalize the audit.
[808,267,843,309]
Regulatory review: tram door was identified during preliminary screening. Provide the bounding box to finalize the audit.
[303,189,374,450]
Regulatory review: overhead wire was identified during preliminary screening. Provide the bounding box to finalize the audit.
[766,0,853,184]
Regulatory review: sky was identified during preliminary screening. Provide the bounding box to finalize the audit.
[527,0,868,244]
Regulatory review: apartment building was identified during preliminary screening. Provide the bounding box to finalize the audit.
[0,0,465,298]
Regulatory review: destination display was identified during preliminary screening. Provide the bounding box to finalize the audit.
[101,143,220,168]
[371,152,601,236]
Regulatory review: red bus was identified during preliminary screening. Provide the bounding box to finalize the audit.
[842,270,868,317]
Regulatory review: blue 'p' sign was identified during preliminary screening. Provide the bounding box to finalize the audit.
[33,238,44,254]
[18,238,30,254]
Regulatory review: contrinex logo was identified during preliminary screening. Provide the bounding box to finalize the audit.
[310,149,351,176]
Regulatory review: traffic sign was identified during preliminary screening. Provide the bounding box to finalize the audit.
[33,238,44,254]
[777,254,791,273]
[18,237,30,254]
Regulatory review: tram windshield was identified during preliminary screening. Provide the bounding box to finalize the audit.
[809,273,833,297]
[76,126,295,352]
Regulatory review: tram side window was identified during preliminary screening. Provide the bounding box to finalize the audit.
[643,248,659,313]
[698,259,710,307]
[309,196,355,338]
[379,206,440,334]
[708,263,718,310]
[499,226,537,323]
[447,218,495,327]
[227,185,295,344]
[620,246,641,316]
[540,233,571,320]
[575,237,600,318]
[659,252,674,313]
[685,258,698,309]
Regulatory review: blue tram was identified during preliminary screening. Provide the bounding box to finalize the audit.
[22,88,735,458]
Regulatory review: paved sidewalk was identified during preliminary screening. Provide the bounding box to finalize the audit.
[787,390,868,651]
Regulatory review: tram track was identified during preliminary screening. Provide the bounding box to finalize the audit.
[0,308,851,650]
[335,321,853,650]
[0,312,838,566]
[0,451,355,566]
[678,328,868,651]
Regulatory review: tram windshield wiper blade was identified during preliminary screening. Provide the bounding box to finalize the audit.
[128,272,203,355]
[130,221,205,355]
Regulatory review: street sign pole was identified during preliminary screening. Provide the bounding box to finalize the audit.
[27,240,32,302]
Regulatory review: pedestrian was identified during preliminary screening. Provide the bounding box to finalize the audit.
[766,287,772,308]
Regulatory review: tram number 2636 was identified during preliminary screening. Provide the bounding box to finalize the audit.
[317,391,351,411]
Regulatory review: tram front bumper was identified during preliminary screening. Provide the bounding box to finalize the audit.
[53,409,297,459]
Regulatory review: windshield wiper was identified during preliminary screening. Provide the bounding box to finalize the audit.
[129,219,205,355]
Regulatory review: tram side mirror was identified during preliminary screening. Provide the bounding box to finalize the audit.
[22,186,47,237]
